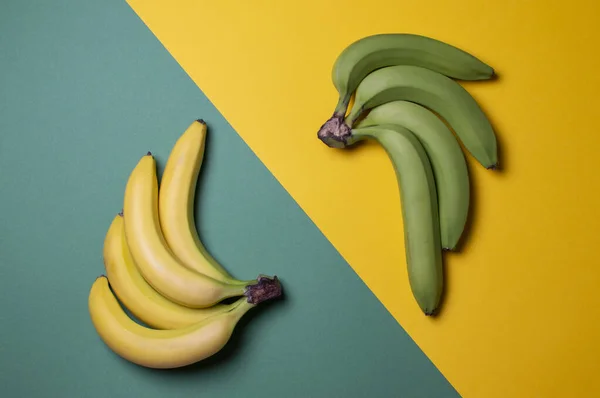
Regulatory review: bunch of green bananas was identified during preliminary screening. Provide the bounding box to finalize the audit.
[88,120,283,369]
[316,33,498,316]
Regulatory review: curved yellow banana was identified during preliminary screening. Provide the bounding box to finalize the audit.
[103,213,243,329]
[88,276,255,369]
[158,119,240,284]
[123,153,251,308]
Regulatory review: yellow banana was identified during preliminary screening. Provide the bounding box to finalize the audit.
[88,276,255,369]
[159,119,242,284]
[123,152,256,308]
[103,212,243,329]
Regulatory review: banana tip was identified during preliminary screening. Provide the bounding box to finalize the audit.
[423,307,439,316]
[196,118,206,125]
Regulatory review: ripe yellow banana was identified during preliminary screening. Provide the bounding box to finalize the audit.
[103,212,244,329]
[348,124,444,315]
[159,119,243,284]
[123,152,258,308]
[88,276,255,369]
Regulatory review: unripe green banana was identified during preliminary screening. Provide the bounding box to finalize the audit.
[331,33,495,116]
[355,101,470,251]
[344,65,498,169]
[348,124,444,315]
[319,64,498,169]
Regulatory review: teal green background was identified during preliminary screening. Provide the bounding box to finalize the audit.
[0,1,459,397]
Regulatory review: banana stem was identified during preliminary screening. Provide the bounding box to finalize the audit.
[334,96,350,116]
[244,275,282,305]
[227,278,260,287]
[226,299,256,324]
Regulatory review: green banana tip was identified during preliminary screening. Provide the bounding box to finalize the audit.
[424,308,437,317]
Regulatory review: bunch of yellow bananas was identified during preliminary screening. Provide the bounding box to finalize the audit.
[88,119,282,369]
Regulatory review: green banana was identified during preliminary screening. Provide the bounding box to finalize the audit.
[331,33,495,116]
[347,124,444,316]
[355,101,470,251]
[343,65,498,169]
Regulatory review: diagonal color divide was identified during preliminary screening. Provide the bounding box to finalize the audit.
[127,0,600,396]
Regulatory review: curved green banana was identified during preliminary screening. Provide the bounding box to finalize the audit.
[343,65,498,169]
[348,124,444,316]
[355,101,470,250]
[331,33,495,116]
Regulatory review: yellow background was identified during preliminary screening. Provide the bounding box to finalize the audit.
[127,0,600,396]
